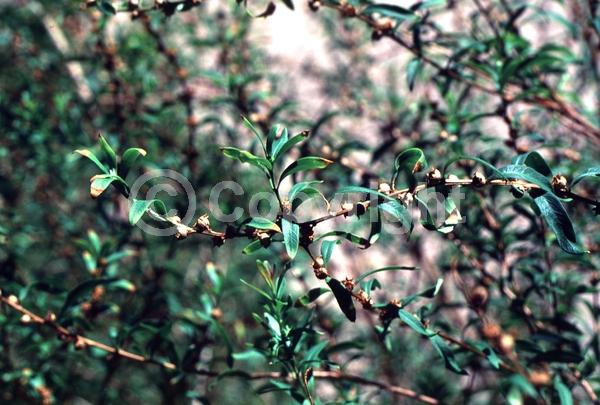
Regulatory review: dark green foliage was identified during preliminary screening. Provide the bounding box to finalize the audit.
[0,1,599,404]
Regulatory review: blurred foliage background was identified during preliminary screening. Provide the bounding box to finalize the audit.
[0,0,599,404]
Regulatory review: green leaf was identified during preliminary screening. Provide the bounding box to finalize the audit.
[90,174,117,199]
[379,200,413,234]
[121,147,147,177]
[87,230,102,256]
[513,151,552,177]
[354,266,417,286]
[363,4,416,22]
[129,199,164,225]
[320,239,340,264]
[99,134,117,169]
[571,167,600,187]
[281,0,294,10]
[281,218,299,259]
[317,231,370,249]
[288,180,325,211]
[406,58,423,91]
[473,341,501,369]
[496,165,554,194]
[398,309,430,336]
[221,147,272,172]
[240,279,271,300]
[263,313,281,336]
[393,148,428,187]
[295,288,330,307]
[241,116,266,154]
[327,278,356,322]
[401,278,444,306]
[246,218,281,232]
[97,0,116,15]
[279,157,332,183]
[533,193,587,254]
[369,208,382,245]
[429,334,468,374]
[288,180,323,202]
[272,132,309,161]
[267,124,287,159]
[74,149,109,174]
[553,376,573,405]
[242,240,264,255]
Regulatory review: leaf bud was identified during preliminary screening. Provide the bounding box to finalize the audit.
[378,183,391,194]
[472,171,487,187]
[469,285,488,308]
[551,174,569,196]
[313,266,329,280]
[426,168,443,186]
[195,214,211,232]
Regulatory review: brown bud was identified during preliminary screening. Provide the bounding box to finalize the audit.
[312,256,324,269]
[258,232,271,248]
[341,202,354,213]
[176,68,188,80]
[481,322,502,340]
[340,4,356,17]
[91,286,105,302]
[356,202,368,217]
[371,30,384,41]
[74,337,87,350]
[80,301,92,314]
[498,333,515,354]
[357,290,374,309]
[378,183,391,194]
[195,214,211,232]
[341,277,355,291]
[469,285,489,308]
[551,174,569,196]
[187,115,200,127]
[212,236,224,247]
[281,199,292,215]
[314,267,329,280]
[472,171,487,187]
[225,225,237,239]
[44,312,57,323]
[529,370,551,387]
[426,168,443,186]
[308,0,321,12]
[211,307,223,320]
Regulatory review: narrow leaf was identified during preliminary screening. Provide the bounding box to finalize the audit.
[327,278,356,322]
[534,193,587,254]
[75,149,109,174]
[246,218,281,232]
[279,157,332,183]
[281,218,299,259]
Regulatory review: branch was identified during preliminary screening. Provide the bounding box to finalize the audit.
[0,293,177,370]
[0,293,439,404]
[317,1,600,144]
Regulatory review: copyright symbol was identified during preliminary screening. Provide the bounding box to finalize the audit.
[128,169,196,237]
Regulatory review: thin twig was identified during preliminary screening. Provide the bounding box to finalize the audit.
[0,294,439,404]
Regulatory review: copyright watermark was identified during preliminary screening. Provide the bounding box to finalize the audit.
[127,170,467,237]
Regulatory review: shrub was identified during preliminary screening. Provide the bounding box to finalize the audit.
[0,1,599,404]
